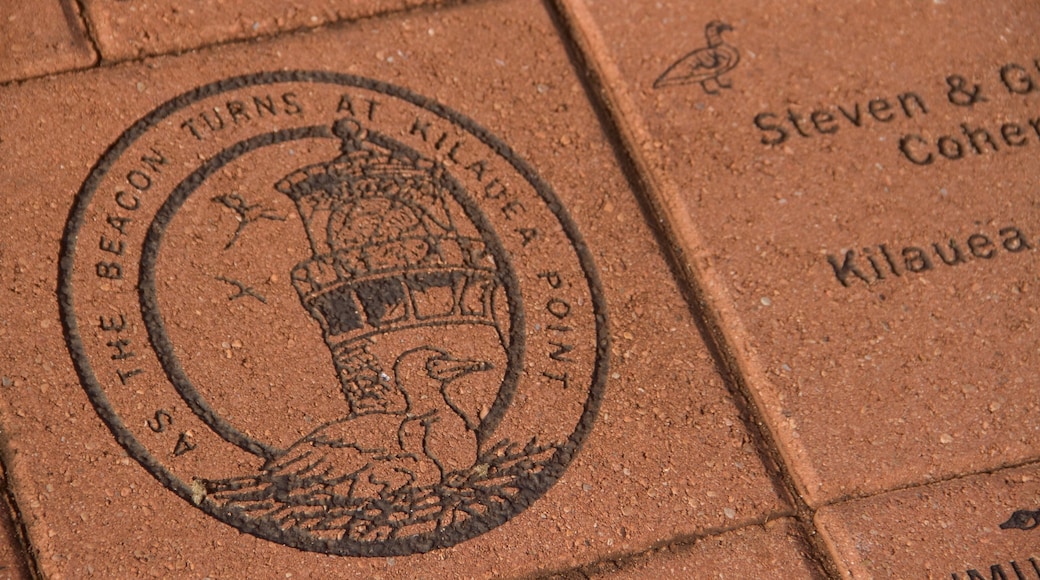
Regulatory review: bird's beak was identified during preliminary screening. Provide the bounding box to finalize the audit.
[427,356,494,383]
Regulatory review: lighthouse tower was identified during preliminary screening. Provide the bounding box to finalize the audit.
[274,118,511,420]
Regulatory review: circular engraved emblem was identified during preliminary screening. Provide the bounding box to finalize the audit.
[59,71,607,556]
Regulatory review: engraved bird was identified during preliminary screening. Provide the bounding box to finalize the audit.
[653,20,740,94]
[211,192,286,249]
[1000,508,1040,531]
[204,346,495,538]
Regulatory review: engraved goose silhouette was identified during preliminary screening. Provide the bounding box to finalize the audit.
[283,346,492,485]
[653,20,740,93]
[1000,508,1040,531]
[204,346,494,533]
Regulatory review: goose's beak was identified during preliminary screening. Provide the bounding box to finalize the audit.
[427,356,494,383]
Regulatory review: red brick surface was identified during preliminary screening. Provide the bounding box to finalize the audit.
[0,1,95,83]
[586,519,825,578]
[569,0,1040,505]
[0,465,29,580]
[816,463,1040,579]
[81,0,442,60]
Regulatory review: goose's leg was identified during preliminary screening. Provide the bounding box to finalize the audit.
[701,78,720,95]
[716,74,732,89]
[423,409,478,482]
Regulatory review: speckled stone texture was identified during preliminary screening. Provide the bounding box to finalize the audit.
[584,519,825,579]
[0,1,95,83]
[80,0,444,60]
[0,464,29,580]
[816,463,1040,579]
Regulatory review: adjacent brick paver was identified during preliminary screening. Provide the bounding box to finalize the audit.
[586,519,826,578]
[568,0,1040,505]
[0,1,96,83]
[80,0,442,61]
[816,463,1040,578]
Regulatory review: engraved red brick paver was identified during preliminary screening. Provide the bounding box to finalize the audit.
[81,0,442,61]
[816,463,1040,579]
[586,518,825,578]
[0,0,787,576]
[566,0,1040,505]
[15,0,1040,576]
[0,1,96,84]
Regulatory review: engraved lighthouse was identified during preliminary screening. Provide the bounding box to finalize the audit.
[273,118,513,438]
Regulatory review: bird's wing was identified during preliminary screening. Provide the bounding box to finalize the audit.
[203,414,422,509]
[714,45,741,74]
[654,47,726,88]
[201,417,440,539]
